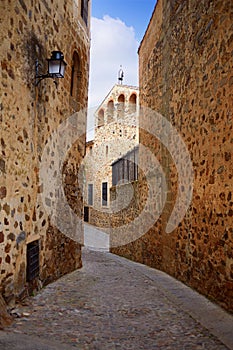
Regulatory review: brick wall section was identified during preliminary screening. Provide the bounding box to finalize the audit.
[0,0,90,303]
[111,0,233,312]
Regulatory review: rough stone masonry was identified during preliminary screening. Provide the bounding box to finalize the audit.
[111,0,233,313]
[0,0,90,305]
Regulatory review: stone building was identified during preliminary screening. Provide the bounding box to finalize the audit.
[111,0,233,312]
[0,0,90,304]
[84,84,139,226]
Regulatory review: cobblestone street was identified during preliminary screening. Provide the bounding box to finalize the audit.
[1,248,233,350]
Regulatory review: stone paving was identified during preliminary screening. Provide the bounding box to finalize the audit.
[1,248,233,350]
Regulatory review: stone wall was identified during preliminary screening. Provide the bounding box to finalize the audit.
[0,0,90,303]
[0,294,13,328]
[111,0,233,312]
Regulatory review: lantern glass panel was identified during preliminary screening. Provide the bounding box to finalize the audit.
[48,60,61,76]
[59,61,66,77]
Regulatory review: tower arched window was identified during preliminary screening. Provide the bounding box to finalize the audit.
[70,51,81,101]
[107,100,114,123]
[129,93,137,113]
[98,109,104,127]
[117,94,125,118]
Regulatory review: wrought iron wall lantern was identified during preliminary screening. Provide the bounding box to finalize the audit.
[35,50,67,86]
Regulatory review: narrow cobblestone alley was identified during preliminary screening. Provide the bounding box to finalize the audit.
[1,248,232,350]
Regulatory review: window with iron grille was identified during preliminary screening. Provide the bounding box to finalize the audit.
[26,240,40,282]
[112,146,139,186]
[81,0,89,26]
[102,182,108,206]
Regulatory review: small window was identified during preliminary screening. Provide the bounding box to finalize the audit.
[26,240,40,282]
[102,182,108,206]
[81,0,89,26]
[84,206,89,222]
[70,51,81,101]
[88,184,93,206]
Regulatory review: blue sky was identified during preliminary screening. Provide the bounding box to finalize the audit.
[87,0,156,140]
[91,0,156,42]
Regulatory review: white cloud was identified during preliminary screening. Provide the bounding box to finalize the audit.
[87,15,139,140]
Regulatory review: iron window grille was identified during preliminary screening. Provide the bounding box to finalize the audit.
[26,240,40,282]
[112,146,139,186]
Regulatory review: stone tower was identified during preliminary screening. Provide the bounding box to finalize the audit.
[84,84,139,226]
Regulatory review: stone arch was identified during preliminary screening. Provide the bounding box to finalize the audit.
[118,94,125,103]
[107,100,114,123]
[117,94,125,117]
[98,108,104,127]
[129,93,137,113]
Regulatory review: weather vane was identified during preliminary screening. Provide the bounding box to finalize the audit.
[118,65,124,84]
